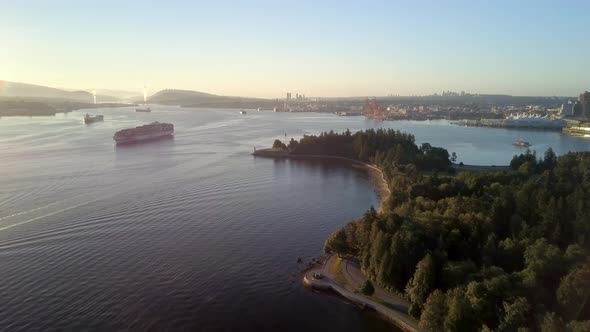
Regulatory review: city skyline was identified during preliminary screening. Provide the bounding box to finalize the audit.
[1,0,589,98]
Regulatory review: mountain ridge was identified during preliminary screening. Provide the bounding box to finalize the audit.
[0,80,123,102]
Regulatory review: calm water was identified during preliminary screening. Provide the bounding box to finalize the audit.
[1,107,588,331]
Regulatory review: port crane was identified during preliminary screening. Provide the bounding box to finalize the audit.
[364,97,385,119]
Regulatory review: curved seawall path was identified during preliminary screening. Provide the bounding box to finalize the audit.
[303,255,421,332]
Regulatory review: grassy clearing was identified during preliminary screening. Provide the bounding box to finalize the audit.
[329,256,348,285]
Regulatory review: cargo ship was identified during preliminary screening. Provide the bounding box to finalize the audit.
[113,122,174,144]
[84,114,104,124]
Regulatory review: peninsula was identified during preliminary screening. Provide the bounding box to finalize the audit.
[256,129,590,332]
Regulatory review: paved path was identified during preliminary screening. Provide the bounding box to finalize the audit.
[304,255,421,332]
[342,259,410,313]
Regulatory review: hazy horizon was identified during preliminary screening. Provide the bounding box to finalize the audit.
[2,0,589,98]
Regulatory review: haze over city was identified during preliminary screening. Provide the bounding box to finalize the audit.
[2,0,589,98]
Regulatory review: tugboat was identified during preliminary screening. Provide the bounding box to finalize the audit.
[513,139,531,147]
[113,122,174,145]
[240,110,247,115]
[84,114,104,124]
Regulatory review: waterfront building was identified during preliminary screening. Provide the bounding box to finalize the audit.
[477,113,566,129]
[504,113,566,129]
[560,100,574,117]
[573,101,584,117]
[580,91,590,118]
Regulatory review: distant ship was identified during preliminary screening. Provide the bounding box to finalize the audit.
[113,121,174,144]
[84,114,104,124]
[136,106,151,112]
[513,139,531,147]
[240,110,247,115]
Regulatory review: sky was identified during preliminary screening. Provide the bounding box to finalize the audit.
[1,0,589,98]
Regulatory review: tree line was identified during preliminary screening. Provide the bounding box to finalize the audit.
[272,128,452,173]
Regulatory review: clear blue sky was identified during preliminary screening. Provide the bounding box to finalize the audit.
[1,0,588,97]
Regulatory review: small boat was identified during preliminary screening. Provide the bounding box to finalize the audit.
[136,106,151,112]
[240,110,247,115]
[513,139,531,147]
[84,114,104,124]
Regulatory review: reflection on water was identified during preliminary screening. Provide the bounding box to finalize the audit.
[114,135,175,149]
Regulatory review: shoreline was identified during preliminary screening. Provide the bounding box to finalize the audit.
[252,149,391,211]
[253,149,422,331]
[302,255,420,332]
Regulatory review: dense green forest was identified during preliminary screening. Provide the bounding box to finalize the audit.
[274,128,452,173]
[288,129,590,331]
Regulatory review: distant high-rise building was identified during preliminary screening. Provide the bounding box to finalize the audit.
[286,92,292,100]
[560,100,574,117]
[580,91,590,118]
[573,101,584,117]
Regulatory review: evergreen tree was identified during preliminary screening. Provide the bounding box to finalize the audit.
[360,280,375,296]
[406,253,436,316]
[419,290,447,332]
[497,297,531,332]
[540,312,565,332]
[557,261,590,321]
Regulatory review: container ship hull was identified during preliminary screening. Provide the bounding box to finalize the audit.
[84,115,104,124]
[114,131,173,144]
[113,122,174,145]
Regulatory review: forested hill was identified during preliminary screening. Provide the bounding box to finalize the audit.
[147,89,276,109]
[322,138,590,331]
[274,128,453,174]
